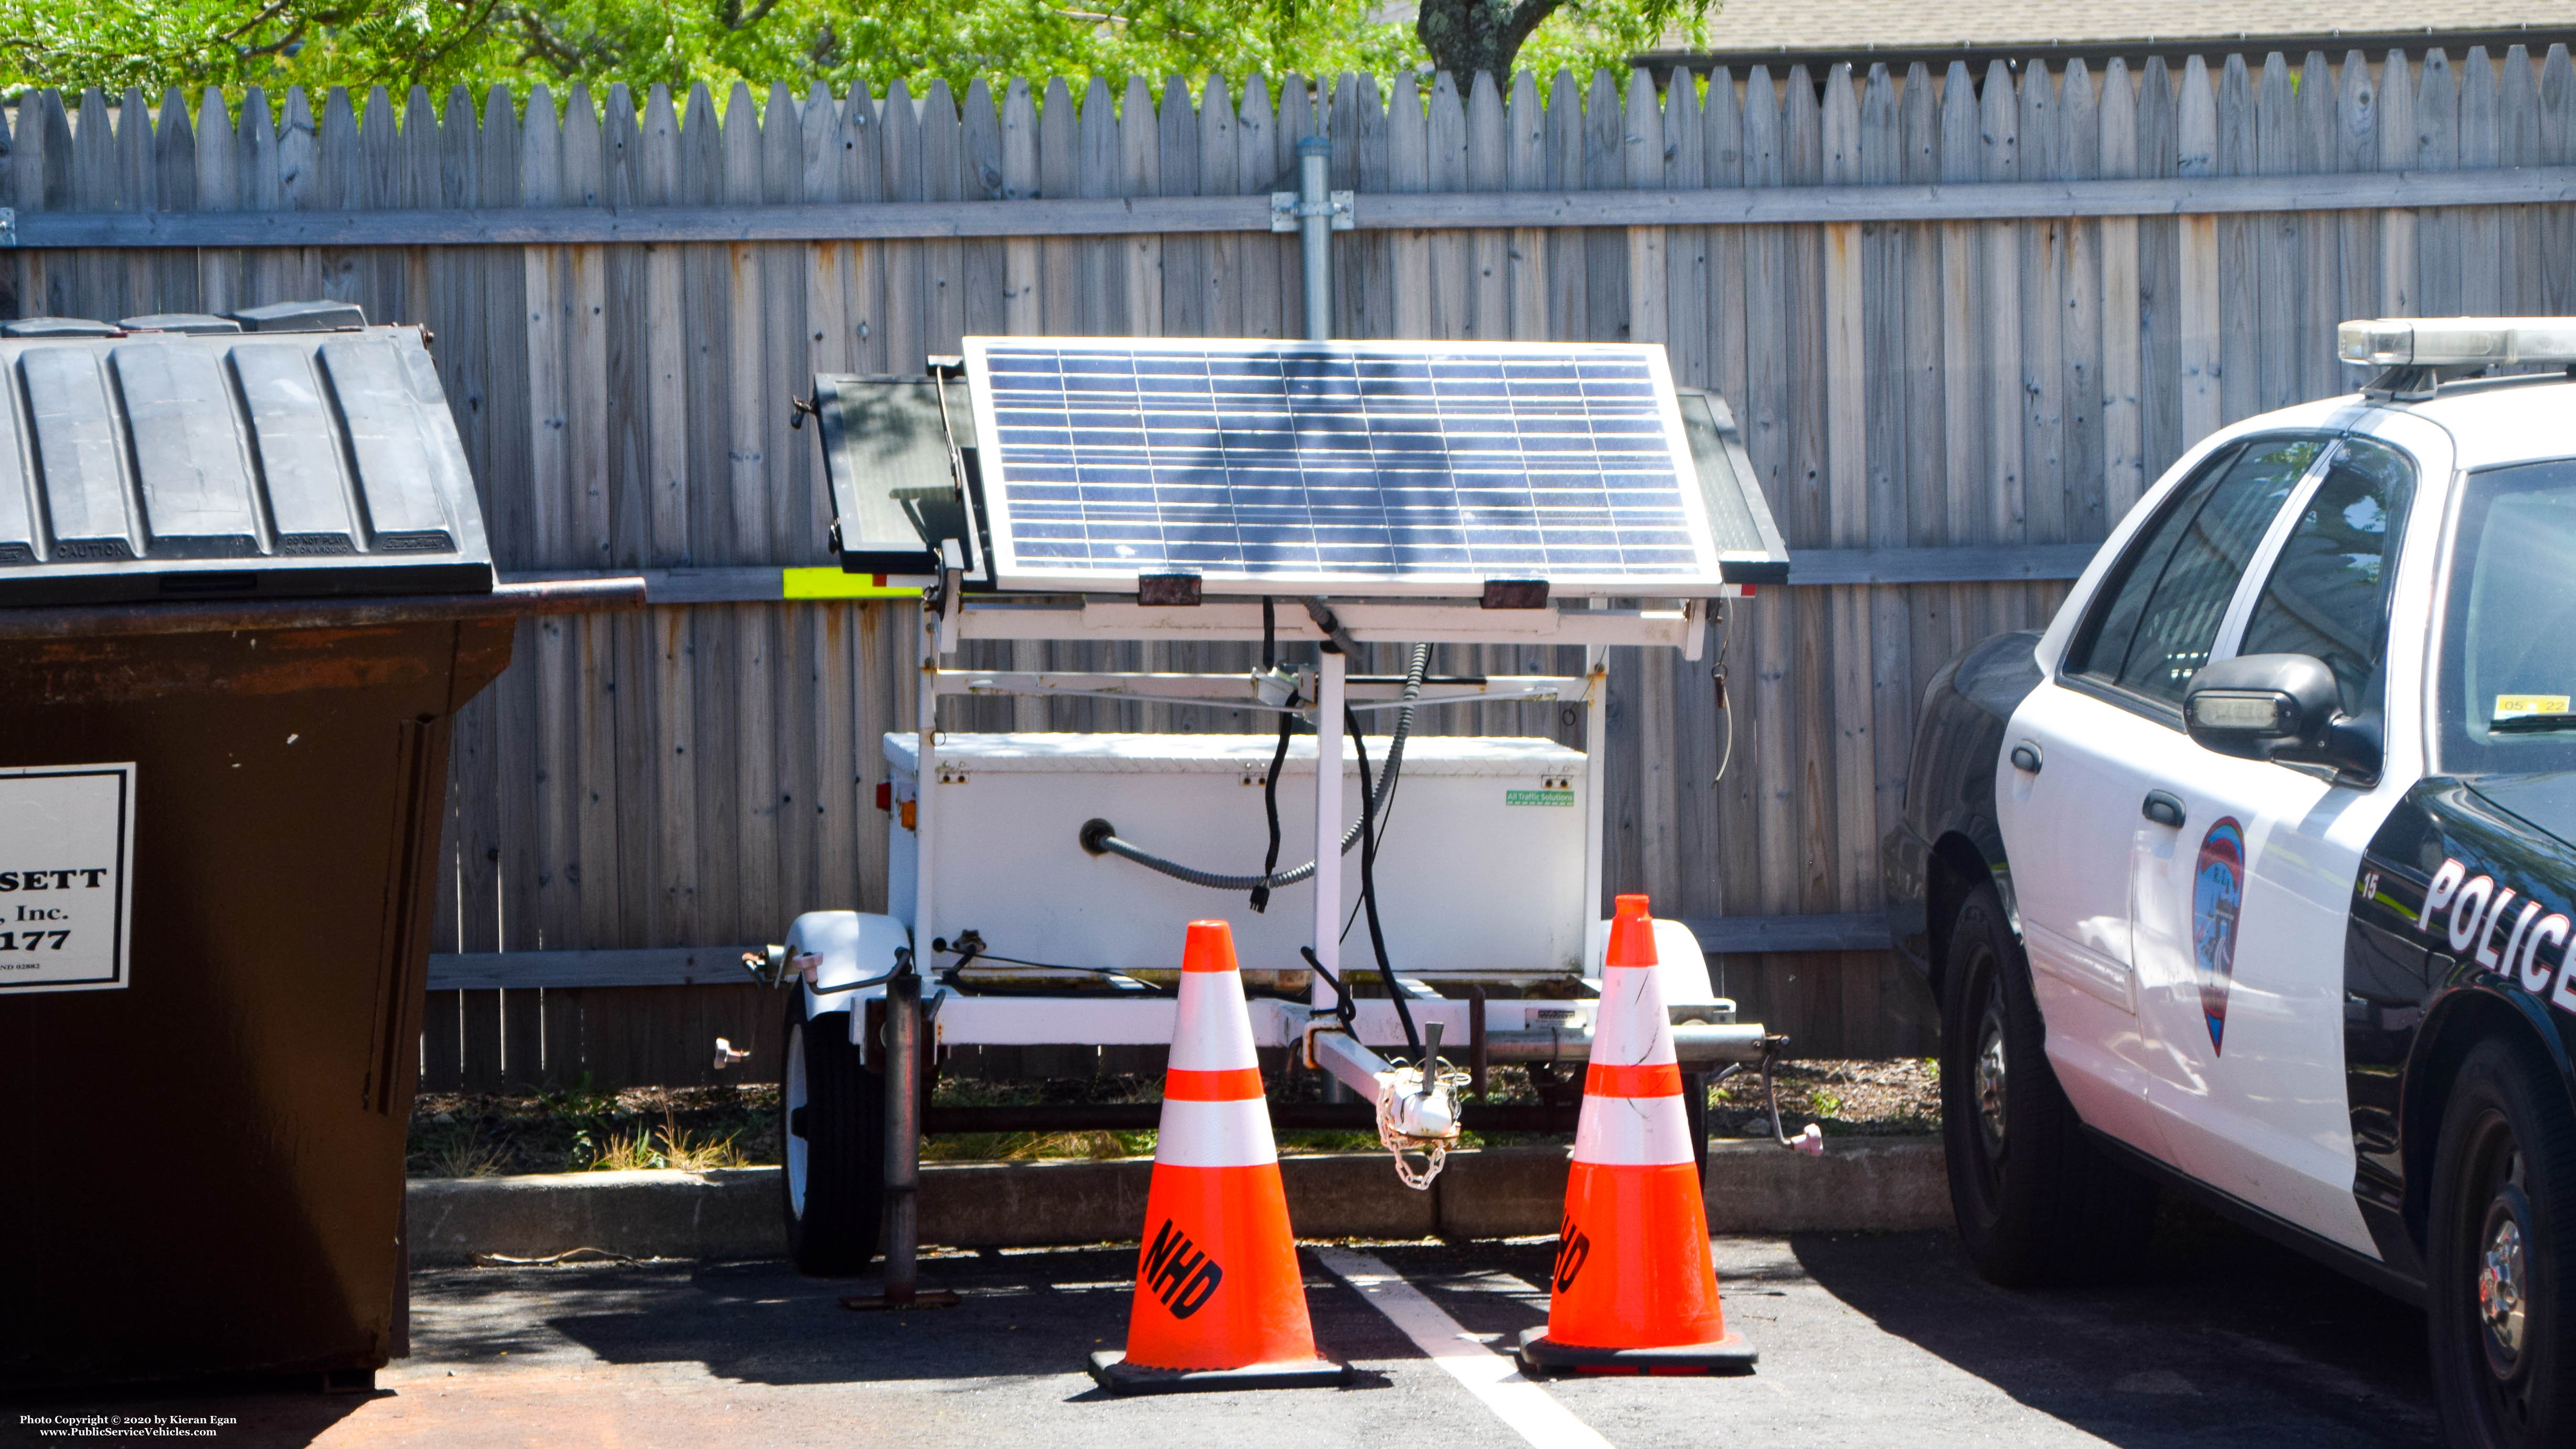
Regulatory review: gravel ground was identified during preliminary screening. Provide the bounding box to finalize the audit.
[407,1057,1941,1176]
[1713,1056,1941,1139]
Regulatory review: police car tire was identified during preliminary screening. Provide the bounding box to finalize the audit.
[2428,1039,2576,1449]
[781,993,886,1277]
[1940,883,2156,1287]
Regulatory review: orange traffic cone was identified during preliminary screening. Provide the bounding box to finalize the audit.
[1518,894,1757,1377]
[1089,919,1349,1394]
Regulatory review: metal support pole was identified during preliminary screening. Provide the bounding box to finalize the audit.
[1581,642,1609,944]
[845,588,960,1311]
[913,595,939,977]
[882,970,922,1292]
[841,969,957,1310]
[1310,648,1347,1102]
[1297,135,1332,343]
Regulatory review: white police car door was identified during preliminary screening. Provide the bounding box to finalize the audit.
[2125,425,2437,1254]
[1998,433,2331,1167]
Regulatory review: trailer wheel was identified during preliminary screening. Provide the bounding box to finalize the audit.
[1940,882,2154,1286]
[2428,1039,2576,1449]
[781,992,885,1276]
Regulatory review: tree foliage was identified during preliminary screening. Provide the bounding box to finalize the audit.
[0,0,1703,104]
[1418,0,1704,93]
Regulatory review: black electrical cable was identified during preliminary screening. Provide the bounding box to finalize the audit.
[933,938,1172,996]
[1346,704,1422,1061]
[1298,946,1358,1032]
[1333,648,1425,945]
[1253,710,1295,913]
[1080,643,1432,892]
[1252,598,1292,914]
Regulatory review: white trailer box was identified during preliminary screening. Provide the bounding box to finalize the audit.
[886,732,1587,979]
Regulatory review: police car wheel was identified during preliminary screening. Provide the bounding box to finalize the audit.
[780,992,886,1276]
[2429,1040,2576,1449]
[1939,883,2155,1287]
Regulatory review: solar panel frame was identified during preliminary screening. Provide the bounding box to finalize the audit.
[962,336,1743,598]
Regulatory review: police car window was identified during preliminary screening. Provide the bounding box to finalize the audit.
[2439,458,2576,776]
[2067,436,2325,712]
[2239,438,2416,716]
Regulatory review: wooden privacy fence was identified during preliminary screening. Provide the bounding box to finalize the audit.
[8,47,2576,1087]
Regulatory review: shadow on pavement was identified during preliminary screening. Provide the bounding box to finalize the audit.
[523,1246,1405,1391]
[526,1249,1146,1387]
[1791,1201,2437,1448]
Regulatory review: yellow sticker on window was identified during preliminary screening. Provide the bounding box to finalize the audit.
[2495,693,2571,719]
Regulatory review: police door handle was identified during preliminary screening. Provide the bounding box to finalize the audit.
[2009,743,2042,774]
[2141,790,2187,829]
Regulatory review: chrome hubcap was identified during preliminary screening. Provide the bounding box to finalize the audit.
[2480,1202,2528,1363]
[1975,1010,2009,1155]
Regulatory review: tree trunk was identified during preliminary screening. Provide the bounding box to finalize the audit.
[1414,0,1564,93]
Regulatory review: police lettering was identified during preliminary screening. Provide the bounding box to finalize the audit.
[2418,854,2576,1016]
[0,869,108,892]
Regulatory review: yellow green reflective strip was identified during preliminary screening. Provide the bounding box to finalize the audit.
[780,567,922,599]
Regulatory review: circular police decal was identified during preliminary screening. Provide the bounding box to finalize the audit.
[2193,818,2246,1055]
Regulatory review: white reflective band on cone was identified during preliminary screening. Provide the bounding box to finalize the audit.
[1153,1097,1281,1168]
[1572,1094,1699,1167]
[1589,965,1680,1067]
[1168,969,1262,1072]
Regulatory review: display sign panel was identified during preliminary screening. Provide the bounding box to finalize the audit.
[0,763,135,993]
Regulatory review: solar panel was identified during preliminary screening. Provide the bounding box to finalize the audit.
[962,337,1776,597]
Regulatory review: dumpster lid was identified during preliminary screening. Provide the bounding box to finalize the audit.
[120,313,244,335]
[0,307,495,606]
[5,318,120,339]
[230,299,368,333]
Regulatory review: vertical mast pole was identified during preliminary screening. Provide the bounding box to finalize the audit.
[1298,135,1332,345]
[1310,650,1347,1019]
[1296,130,1348,1053]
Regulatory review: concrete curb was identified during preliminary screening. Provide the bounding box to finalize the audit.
[406,1136,1949,1267]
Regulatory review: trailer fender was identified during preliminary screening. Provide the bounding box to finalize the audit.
[1584,917,1721,1006]
[786,911,913,1036]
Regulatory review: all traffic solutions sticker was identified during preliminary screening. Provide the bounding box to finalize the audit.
[0,763,134,994]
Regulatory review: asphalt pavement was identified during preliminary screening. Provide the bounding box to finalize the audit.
[3,1200,2437,1448]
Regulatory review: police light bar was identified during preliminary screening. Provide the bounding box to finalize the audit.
[2339,317,2576,368]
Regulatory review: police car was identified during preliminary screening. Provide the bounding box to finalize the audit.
[1884,318,2576,1448]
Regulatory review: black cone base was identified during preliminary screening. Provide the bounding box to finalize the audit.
[1516,1326,1759,1377]
[1088,1350,1351,1394]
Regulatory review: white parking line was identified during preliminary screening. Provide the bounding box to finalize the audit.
[1312,1246,1613,1449]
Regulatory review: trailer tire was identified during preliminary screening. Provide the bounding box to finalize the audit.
[781,993,885,1276]
[1941,882,2155,1286]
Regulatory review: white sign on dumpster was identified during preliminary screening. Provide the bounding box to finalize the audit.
[0,763,135,994]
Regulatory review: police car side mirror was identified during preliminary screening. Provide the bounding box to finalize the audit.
[2185,653,2381,781]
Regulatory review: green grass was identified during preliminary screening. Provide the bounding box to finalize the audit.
[409,1059,1938,1175]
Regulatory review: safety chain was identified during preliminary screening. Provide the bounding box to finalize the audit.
[1376,1054,1472,1190]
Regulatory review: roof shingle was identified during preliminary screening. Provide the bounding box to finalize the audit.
[1660,0,2568,55]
